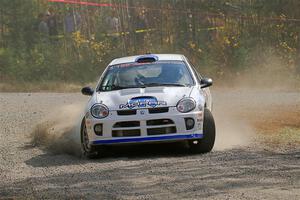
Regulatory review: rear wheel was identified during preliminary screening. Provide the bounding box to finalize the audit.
[80,118,99,159]
[189,108,215,153]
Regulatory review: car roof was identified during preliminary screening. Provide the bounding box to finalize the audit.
[109,54,185,66]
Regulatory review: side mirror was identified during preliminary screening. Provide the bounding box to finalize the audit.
[81,86,94,96]
[200,78,213,89]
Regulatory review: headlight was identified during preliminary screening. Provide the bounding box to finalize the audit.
[176,98,196,113]
[91,104,109,119]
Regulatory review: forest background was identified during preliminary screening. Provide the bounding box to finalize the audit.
[0,0,299,91]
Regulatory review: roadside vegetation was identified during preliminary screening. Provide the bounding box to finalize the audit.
[251,106,300,151]
[257,127,300,152]
[0,0,299,91]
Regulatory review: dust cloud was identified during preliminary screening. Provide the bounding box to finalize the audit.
[222,49,299,90]
[210,49,300,150]
[30,100,254,155]
[30,103,85,156]
[213,109,254,150]
[29,95,256,155]
[30,81,298,155]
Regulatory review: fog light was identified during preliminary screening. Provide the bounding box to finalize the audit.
[94,124,103,136]
[185,118,195,130]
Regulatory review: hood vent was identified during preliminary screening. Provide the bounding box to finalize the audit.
[135,55,158,63]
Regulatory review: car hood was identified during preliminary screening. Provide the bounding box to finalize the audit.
[94,86,194,110]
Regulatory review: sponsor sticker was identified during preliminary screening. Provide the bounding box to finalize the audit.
[119,97,167,109]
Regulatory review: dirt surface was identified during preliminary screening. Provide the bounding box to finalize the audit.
[0,90,299,199]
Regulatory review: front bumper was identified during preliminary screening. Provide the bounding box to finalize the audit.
[85,107,204,145]
[92,133,203,145]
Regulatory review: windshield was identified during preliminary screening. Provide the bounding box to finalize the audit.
[99,61,194,91]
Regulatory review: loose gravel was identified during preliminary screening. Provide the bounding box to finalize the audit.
[0,90,299,199]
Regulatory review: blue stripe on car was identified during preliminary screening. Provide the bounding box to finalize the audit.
[92,133,203,145]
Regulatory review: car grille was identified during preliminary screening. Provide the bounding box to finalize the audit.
[112,129,141,137]
[116,107,169,116]
[117,110,137,115]
[147,127,177,136]
[113,121,140,128]
[148,107,169,114]
[111,119,177,137]
[146,119,174,126]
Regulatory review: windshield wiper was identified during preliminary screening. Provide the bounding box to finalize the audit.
[101,85,141,91]
[100,83,187,91]
[143,83,187,87]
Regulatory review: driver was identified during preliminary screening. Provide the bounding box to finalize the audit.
[118,69,136,86]
[158,64,184,83]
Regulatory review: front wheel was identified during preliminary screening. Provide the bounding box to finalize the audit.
[80,118,99,159]
[189,108,216,154]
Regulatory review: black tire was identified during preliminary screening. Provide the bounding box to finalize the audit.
[80,118,100,159]
[189,108,216,154]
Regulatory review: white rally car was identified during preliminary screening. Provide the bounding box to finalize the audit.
[81,54,215,158]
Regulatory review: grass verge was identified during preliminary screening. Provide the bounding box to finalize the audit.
[0,82,95,93]
[256,127,300,153]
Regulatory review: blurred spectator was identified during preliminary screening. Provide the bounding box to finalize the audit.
[135,9,148,50]
[38,13,49,35]
[65,10,81,33]
[296,52,300,74]
[46,7,58,36]
[105,11,120,34]
[136,9,147,30]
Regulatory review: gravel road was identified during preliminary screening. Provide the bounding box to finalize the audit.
[0,90,299,199]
